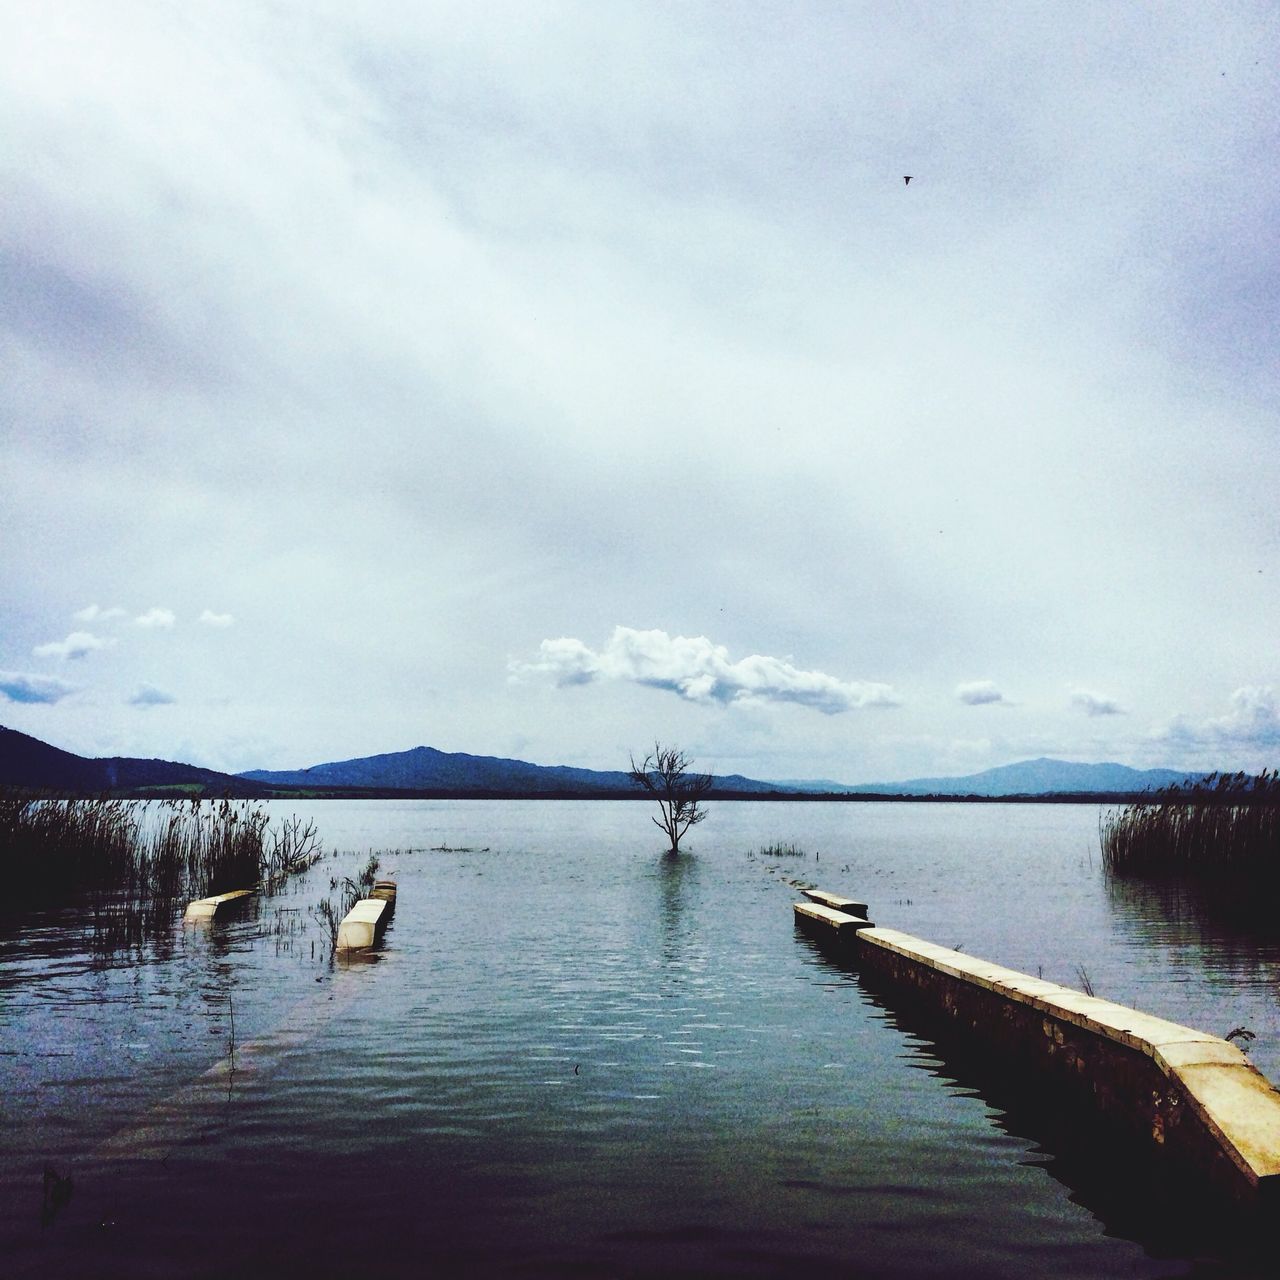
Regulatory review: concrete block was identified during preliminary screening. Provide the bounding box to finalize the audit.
[368,879,397,909]
[1159,1055,1280,1184]
[802,889,869,917]
[183,888,255,923]
[793,901,873,935]
[336,897,389,952]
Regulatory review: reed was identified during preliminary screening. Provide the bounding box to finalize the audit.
[753,841,808,858]
[1100,771,1279,879]
[0,793,323,946]
[0,793,138,899]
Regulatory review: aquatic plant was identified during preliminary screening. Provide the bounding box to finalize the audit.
[753,841,807,858]
[1225,1026,1255,1054]
[1100,771,1279,879]
[0,792,323,947]
[262,905,307,956]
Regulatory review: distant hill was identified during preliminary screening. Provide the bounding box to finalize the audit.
[835,757,1201,797]
[0,725,272,795]
[1,726,1209,800]
[239,744,792,796]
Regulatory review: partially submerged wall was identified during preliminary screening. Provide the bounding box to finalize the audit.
[794,895,1280,1211]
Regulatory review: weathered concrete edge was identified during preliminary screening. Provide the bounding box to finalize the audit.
[857,923,1280,1188]
[794,900,873,933]
[801,888,870,916]
[182,888,256,923]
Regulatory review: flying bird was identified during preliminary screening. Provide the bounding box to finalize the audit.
[903,176,912,185]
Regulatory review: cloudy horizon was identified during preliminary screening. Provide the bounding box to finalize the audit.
[3,3,1277,785]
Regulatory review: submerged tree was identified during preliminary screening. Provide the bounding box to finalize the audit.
[628,742,713,854]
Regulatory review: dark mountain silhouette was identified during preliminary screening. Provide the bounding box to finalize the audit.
[239,744,791,796]
[0,725,270,795]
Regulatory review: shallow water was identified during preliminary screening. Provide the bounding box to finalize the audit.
[2,800,1278,1277]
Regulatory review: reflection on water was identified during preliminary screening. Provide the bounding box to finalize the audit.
[656,848,696,968]
[1104,869,1280,1075]
[1106,866,1280,953]
[1,800,1278,1278]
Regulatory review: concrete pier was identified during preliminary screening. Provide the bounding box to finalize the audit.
[183,888,255,923]
[794,895,1280,1210]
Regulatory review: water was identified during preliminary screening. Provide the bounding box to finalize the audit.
[3,800,1278,1278]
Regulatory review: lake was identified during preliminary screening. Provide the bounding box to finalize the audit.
[3,799,1278,1278]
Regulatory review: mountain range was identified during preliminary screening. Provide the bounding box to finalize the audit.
[239,745,787,795]
[824,758,1198,797]
[1,725,1203,799]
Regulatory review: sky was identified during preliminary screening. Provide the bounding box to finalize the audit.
[2,1,1278,785]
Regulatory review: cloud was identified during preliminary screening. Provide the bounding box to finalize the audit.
[0,671,79,704]
[513,626,900,714]
[135,607,176,628]
[128,682,177,708]
[32,630,112,660]
[199,609,234,627]
[1070,689,1125,717]
[73,603,126,622]
[1158,687,1280,755]
[1,5,1276,782]
[956,680,1005,706]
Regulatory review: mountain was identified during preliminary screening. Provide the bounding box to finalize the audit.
[0,725,272,795]
[239,744,792,796]
[836,757,1200,797]
[1,725,1208,800]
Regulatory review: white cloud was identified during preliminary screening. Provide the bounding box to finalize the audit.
[135,607,176,629]
[199,609,234,627]
[128,682,176,708]
[1158,687,1280,755]
[0,670,79,704]
[956,680,1005,706]
[513,626,900,715]
[32,630,112,660]
[1,5,1276,781]
[74,603,126,622]
[1070,689,1125,717]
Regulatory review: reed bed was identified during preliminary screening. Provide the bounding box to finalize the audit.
[751,841,808,858]
[1100,771,1279,879]
[0,793,323,947]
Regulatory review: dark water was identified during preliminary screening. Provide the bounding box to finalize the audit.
[2,800,1278,1278]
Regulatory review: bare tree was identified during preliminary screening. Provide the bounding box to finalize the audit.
[628,742,713,854]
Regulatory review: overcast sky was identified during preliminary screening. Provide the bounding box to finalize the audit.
[3,2,1278,784]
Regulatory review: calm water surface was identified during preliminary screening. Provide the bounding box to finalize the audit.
[3,800,1278,1278]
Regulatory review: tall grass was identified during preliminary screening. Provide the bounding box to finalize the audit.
[0,793,323,946]
[1100,771,1279,879]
